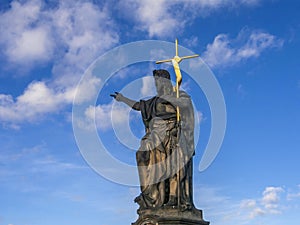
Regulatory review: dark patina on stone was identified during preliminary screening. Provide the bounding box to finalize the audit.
[132,206,210,225]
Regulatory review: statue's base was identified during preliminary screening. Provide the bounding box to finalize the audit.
[132,207,209,225]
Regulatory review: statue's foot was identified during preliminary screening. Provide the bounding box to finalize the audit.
[164,196,177,207]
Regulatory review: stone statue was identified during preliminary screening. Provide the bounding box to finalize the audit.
[111,69,195,210]
[111,69,209,225]
[111,39,209,225]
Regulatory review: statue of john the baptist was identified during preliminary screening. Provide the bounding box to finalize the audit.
[111,69,195,211]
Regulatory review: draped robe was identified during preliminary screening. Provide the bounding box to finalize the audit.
[135,91,195,209]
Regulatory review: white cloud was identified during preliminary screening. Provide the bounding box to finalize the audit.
[203,34,234,67]
[249,207,265,219]
[287,192,300,200]
[0,81,66,123]
[237,84,246,97]
[0,72,101,125]
[0,142,87,185]
[0,0,276,128]
[0,0,119,68]
[96,182,300,225]
[80,102,130,131]
[118,0,262,38]
[53,191,86,203]
[287,185,300,200]
[8,27,53,63]
[262,186,284,208]
[240,199,266,219]
[84,104,111,131]
[240,199,257,208]
[32,157,87,173]
[50,0,119,81]
[239,186,284,220]
[183,36,199,48]
[203,29,283,68]
[195,185,289,225]
[118,0,178,38]
[72,72,102,105]
[141,76,156,96]
[196,186,230,207]
[0,0,53,64]
[0,0,118,126]
[237,31,283,58]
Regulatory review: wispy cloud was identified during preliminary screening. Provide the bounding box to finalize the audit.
[0,0,279,129]
[195,185,289,225]
[52,191,86,203]
[118,0,262,38]
[0,142,87,179]
[183,36,199,48]
[0,81,68,124]
[0,73,100,126]
[0,0,118,70]
[287,185,300,201]
[0,0,117,127]
[0,0,53,66]
[203,29,283,68]
[118,0,179,38]
[50,0,119,82]
[239,186,284,220]
[31,157,87,173]
[237,84,247,98]
[262,187,284,212]
[141,76,156,96]
[78,101,130,131]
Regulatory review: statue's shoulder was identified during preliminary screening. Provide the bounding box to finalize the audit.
[141,96,157,102]
[140,96,158,108]
[179,90,191,99]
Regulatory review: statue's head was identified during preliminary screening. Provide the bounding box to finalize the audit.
[153,69,173,96]
[153,69,170,80]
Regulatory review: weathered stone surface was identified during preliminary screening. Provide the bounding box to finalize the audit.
[132,207,209,225]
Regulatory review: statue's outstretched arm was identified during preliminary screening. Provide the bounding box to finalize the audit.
[110,92,141,111]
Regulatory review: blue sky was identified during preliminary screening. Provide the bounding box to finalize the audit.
[0,0,300,225]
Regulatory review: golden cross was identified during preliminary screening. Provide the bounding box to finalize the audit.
[156,39,199,121]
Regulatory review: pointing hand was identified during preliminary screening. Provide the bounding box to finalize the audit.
[110,92,124,102]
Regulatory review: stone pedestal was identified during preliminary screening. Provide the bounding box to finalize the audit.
[132,207,209,225]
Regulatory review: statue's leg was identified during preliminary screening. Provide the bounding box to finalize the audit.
[135,137,152,208]
[165,174,177,206]
[156,180,165,207]
[180,159,194,209]
[136,149,149,191]
[188,159,194,206]
[165,129,179,206]
[136,137,166,208]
